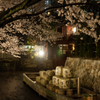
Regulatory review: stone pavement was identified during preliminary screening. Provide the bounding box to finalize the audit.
[0,71,47,100]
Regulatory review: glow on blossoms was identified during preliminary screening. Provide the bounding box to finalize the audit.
[0,0,63,57]
[0,0,100,57]
[57,0,100,42]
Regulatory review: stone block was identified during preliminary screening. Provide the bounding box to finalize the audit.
[64,57,100,93]
[91,69,94,74]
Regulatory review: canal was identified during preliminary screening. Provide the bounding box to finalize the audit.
[0,71,47,100]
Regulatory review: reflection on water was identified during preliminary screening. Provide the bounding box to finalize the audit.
[0,72,47,100]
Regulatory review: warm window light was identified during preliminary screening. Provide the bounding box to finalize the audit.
[72,44,75,51]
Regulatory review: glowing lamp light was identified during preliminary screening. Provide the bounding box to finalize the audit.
[72,27,77,33]
[38,50,44,57]
[72,44,75,51]
[47,12,50,15]
[34,45,45,57]
[67,25,71,34]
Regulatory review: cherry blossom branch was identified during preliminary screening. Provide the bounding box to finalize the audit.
[0,2,100,27]
[0,0,41,21]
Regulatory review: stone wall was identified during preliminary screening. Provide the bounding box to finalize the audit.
[0,58,53,71]
[64,57,100,94]
[0,58,19,71]
[19,58,53,71]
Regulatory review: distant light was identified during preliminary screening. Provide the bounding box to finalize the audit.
[45,7,48,9]
[48,12,50,15]
[38,50,44,57]
[72,27,77,33]
[45,0,49,4]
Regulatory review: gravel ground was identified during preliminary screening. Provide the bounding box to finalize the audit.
[0,71,47,100]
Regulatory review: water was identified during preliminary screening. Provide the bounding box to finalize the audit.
[0,71,47,100]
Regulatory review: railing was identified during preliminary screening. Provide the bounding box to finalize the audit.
[0,53,14,58]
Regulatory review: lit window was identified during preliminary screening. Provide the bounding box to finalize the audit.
[58,44,68,54]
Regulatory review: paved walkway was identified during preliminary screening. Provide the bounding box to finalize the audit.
[0,71,47,100]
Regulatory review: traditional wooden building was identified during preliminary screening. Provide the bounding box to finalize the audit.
[45,24,76,68]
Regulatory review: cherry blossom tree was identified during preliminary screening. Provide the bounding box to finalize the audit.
[57,0,100,43]
[0,0,100,58]
[0,0,64,58]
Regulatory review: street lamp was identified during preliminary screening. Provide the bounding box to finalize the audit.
[71,25,78,34]
[66,25,78,34]
[38,50,44,57]
[72,25,82,34]
[72,27,77,33]
[34,45,45,57]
